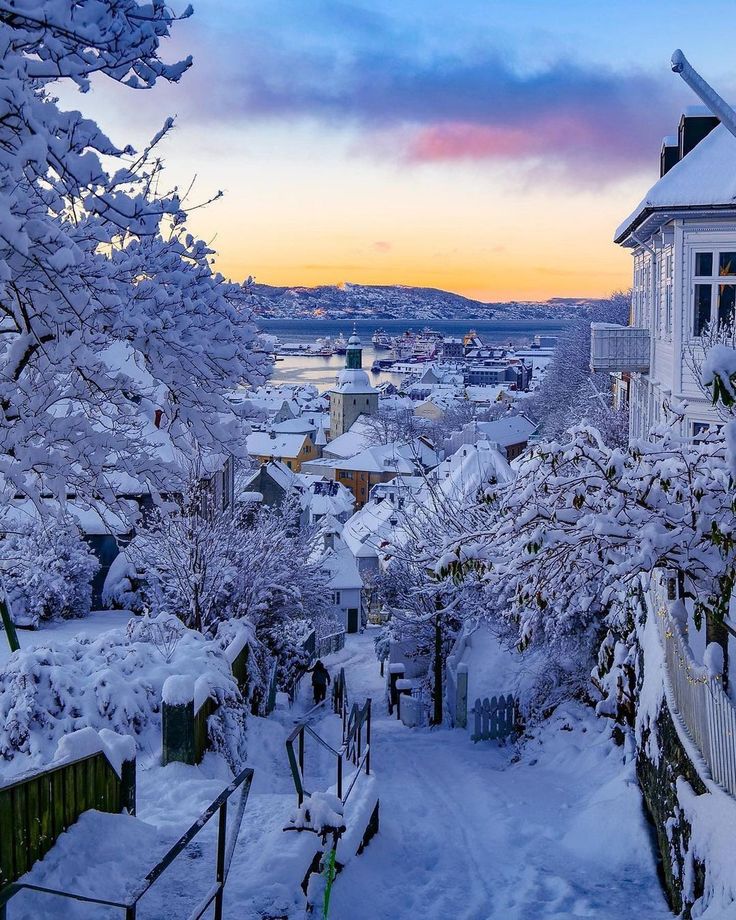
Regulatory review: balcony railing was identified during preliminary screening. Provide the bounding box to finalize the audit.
[590,323,650,373]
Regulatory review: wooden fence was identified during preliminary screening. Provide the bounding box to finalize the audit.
[0,738,135,888]
[471,695,517,743]
[647,580,736,797]
[162,633,251,766]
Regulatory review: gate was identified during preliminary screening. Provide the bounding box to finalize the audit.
[471,695,517,742]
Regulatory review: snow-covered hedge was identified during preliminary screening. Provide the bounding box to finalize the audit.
[0,617,247,777]
[0,518,98,626]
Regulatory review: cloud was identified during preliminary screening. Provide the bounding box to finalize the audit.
[178,4,681,179]
[373,241,392,252]
[152,0,677,178]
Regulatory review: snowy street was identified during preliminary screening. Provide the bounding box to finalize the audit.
[321,632,671,920]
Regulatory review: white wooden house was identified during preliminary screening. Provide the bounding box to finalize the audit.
[592,106,736,440]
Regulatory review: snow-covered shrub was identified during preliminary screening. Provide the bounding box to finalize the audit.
[101,548,146,612]
[126,612,185,663]
[0,621,245,776]
[0,519,98,626]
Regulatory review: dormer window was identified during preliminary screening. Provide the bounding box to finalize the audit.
[693,250,736,336]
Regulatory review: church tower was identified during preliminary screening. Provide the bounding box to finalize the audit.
[329,329,379,438]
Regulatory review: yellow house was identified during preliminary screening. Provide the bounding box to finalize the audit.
[413,399,447,421]
[246,431,317,472]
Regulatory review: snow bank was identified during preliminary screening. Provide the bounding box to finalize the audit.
[0,619,242,778]
[679,778,736,918]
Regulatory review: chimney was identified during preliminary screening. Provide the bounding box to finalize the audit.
[659,135,679,176]
[678,106,719,159]
[154,408,163,429]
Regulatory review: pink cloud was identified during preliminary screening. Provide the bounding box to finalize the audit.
[373,240,392,252]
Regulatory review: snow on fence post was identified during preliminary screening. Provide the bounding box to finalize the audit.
[455,664,468,729]
[395,679,412,721]
[225,628,251,699]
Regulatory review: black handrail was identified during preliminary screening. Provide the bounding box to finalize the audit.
[285,695,372,808]
[0,766,254,920]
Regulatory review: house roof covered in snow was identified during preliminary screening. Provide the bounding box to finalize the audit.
[321,537,364,590]
[322,417,375,459]
[475,415,537,447]
[246,431,311,459]
[615,123,736,243]
[432,440,514,499]
[303,479,354,519]
[271,418,318,434]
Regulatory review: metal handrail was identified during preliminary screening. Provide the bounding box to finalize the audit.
[0,767,254,920]
[285,694,372,808]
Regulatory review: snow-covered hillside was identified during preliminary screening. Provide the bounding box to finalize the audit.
[248,282,605,322]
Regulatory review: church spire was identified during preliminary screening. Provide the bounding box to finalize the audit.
[346,324,362,370]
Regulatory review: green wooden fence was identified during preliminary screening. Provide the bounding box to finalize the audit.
[162,634,251,766]
[0,745,135,888]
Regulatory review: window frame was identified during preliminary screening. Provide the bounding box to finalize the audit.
[691,247,736,337]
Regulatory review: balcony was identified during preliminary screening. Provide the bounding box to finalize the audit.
[590,323,650,373]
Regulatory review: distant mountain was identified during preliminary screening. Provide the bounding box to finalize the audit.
[247,282,604,321]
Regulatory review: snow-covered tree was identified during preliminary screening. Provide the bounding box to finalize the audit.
[440,419,736,688]
[0,517,98,625]
[528,292,630,445]
[376,466,508,724]
[0,2,268,517]
[132,481,337,694]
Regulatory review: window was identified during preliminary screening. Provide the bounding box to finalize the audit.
[692,250,736,335]
[332,591,341,606]
[692,420,723,440]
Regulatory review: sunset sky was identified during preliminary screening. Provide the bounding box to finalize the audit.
[67,1,736,301]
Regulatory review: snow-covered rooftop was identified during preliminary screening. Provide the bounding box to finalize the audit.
[247,431,310,459]
[475,415,537,447]
[322,417,375,459]
[615,123,736,243]
[332,368,377,395]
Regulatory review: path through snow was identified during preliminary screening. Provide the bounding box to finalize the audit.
[9,629,672,919]
[325,631,671,920]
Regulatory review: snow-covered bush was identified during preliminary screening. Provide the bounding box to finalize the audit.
[0,621,246,776]
[101,549,146,612]
[0,519,98,626]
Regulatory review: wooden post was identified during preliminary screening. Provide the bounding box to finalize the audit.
[162,700,196,766]
[456,664,468,729]
[120,752,137,816]
[432,613,443,726]
[365,699,372,775]
[0,597,19,654]
[388,663,405,714]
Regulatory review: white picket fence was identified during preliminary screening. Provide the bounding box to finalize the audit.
[648,581,736,797]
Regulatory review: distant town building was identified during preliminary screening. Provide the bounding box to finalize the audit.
[329,330,379,438]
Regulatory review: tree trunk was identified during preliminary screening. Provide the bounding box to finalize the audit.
[706,610,730,691]
[432,615,443,725]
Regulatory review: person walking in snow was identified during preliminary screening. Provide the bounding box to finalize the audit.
[309,659,331,704]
